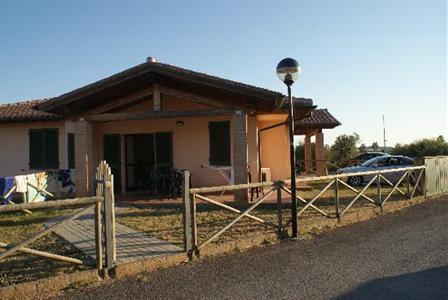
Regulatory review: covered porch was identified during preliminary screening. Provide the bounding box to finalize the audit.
[295,109,341,176]
[39,59,315,202]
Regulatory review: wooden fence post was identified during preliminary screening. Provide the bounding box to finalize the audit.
[406,171,411,198]
[103,172,115,273]
[276,184,283,235]
[334,179,340,222]
[191,193,197,254]
[94,167,103,274]
[182,171,193,258]
[377,174,383,214]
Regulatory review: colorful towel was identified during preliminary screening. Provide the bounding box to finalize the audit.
[0,177,15,204]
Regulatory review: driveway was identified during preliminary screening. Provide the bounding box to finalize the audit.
[61,198,448,299]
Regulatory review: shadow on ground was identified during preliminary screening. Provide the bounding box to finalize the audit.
[336,266,448,300]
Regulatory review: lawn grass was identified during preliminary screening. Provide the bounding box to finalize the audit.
[0,180,420,287]
[0,208,92,287]
[117,181,417,248]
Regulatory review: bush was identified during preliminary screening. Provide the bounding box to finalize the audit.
[392,135,448,157]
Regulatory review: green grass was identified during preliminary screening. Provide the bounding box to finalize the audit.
[0,180,420,287]
[0,208,91,287]
[118,182,418,247]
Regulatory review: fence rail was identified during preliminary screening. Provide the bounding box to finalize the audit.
[0,161,116,278]
[0,196,103,270]
[183,165,426,259]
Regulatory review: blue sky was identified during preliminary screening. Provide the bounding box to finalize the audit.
[0,0,446,146]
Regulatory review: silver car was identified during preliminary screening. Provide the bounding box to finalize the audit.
[337,155,414,186]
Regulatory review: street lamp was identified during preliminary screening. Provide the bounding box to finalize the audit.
[276,57,301,238]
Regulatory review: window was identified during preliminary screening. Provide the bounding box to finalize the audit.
[208,121,230,166]
[29,129,59,169]
[399,157,413,166]
[67,133,75,169]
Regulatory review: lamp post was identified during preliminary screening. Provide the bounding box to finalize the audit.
[276,58,301,238]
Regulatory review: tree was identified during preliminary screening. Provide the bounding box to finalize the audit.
[359,143,366,153]
[392,135,448,157]
[371,142,379,151]
[330,133,361,162]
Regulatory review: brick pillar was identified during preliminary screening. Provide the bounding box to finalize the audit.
[315,132,325,176]
[74,120,95,197]
[304,134,313,174]
[232,111,248,203]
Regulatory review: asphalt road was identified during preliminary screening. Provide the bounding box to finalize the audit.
[62,198,448,300]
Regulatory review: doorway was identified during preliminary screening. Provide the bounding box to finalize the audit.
[103,134,122,192]
[125,132,173,193]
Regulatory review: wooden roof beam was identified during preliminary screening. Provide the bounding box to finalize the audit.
[85,108,233,122]
[86,87,154,115]
[158,86,245,110]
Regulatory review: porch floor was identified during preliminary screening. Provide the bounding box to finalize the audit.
[45,208,183,265]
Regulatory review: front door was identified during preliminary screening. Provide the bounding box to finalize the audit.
[103,134,121,192]
[125,132,173,194]
[125,134,155,191]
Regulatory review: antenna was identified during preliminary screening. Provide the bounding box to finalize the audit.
[383,115,387,148]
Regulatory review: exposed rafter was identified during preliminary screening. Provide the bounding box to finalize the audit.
[159,86,239,110]
[86,87,154,115]
[85,109,233,122]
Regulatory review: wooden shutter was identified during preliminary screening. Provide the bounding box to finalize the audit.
[44,129,59,168]
[209,121,230,166]
[155,132,173,166]
[103,134,121,190]
[67,133,75,169]
[29,130,44,169]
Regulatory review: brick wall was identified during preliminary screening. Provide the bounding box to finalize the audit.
[232,111,248,202]
[315,132,325,176]
[74,120,95,196]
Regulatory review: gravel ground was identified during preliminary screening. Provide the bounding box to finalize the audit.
[60,197,448,300]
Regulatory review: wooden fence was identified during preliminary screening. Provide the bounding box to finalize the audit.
[182,165,426,259]
[0,162,116,277]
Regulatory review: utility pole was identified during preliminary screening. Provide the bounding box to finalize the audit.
[383,115,387,148]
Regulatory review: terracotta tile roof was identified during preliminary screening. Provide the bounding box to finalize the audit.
[0,99,62,123]
[296,108,341,128]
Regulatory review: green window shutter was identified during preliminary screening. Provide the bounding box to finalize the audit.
[44,129,59,169]
[67,133,75,169]
[209,121,230,166]
[155,132,173,166]
[29,130,44,169]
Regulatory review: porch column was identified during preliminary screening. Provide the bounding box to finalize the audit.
[232,111,248,203]
[304,134,313,174]
[74,120,95,197]
[315,131,325,176]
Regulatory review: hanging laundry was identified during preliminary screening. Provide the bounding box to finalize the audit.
[0,177,15,204]
[15,175,28,193]
[58,169,75,194]
[36,172,47,189]
[26,174,45,203]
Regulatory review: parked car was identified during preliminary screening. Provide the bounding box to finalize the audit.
[351,152,389,164]
[337,155,414,186]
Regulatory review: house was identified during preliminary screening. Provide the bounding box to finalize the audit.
[0,58,340,202]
